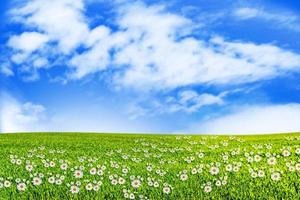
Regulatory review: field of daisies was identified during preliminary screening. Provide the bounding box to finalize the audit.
[0,133,300,199]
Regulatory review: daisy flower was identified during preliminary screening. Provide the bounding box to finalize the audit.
[85,183,93,191]
[180,174,188,181]
[267,157,277,165]
[131,179,141,188]
[204,185,212,193]
[163,186,171,194]
[271,172,281,181]
[4,180,11,188]
[74,170,83,178]
[32,177,42,186]
[70,185,80,194]
[60,163,68,170]
[17,183,26,191]
[48,177,55,184]
[210,166,219,175]
[89,168,97,175]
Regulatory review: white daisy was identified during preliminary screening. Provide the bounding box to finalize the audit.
[48,177,55,184]
[251,172,257,178]
[17,183,26,191]
[258,170,265,177]
[191,168,197,174]
[32,177,42,186]
[111,179,118,185]
[85,183,93,191]
[90,168,97,175]
[163,186,171,194]
[295,163,300,171]
[118,177,126,185]
[25,165,33,172]
[271,172,281,181]
[93,185,100,191]
[4,180,11,188]
[70,185,80,194]
[131,179,141,188]
[282,150,291,157]
[226,164,232,172]
[215,180,222,187]
[267,157,277,165]
[129,193,135,199]
[180,174,188,181]
[55,179,62,185]
[210,166,219,175]
[60,163,68,170]
[204,185,212,193]
[74,170,83,178]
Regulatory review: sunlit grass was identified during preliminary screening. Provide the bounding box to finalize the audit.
[0,132,300,199]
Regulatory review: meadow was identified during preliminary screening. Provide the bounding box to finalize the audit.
[0,132,300,199]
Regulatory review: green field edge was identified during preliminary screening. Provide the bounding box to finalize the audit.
[1,131,300,137]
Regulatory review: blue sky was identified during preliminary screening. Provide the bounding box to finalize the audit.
[1,0,300,134]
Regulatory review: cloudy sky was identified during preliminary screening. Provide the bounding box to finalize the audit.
[1,0,300,134]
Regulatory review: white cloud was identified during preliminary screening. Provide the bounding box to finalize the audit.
[10,0,89,54]
[4,1,300,134]
[192,104,300,134]
[8,32,49,53]
[0,93,46,132]
[6,1,300,90]
[112,3,300,90]
[7,32,49,66]
[0,93,153,133]
[234,7,300,31]
[69,26,112,79]
[234,7,261,19]
[32,57,49,68]
[0,62,14,76]
[166,90,224,113]
[127,90,224,119]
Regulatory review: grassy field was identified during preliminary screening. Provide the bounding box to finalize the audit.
[0,132,300,199]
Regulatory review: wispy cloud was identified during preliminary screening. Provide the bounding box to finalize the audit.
[166,90,224,113]
[0,62,14,76]
[3,0,300,134]
[234,7,300,31]
[190,104,300,134]
[8,32,49,53]
[234,7,260,19]
[6,1,300,92]
[0,93,47,132]
[9,0,89,54]
[127,89,225,119]
[0,92,155,133]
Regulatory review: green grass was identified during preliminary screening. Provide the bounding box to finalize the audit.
[0,132,300,199]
